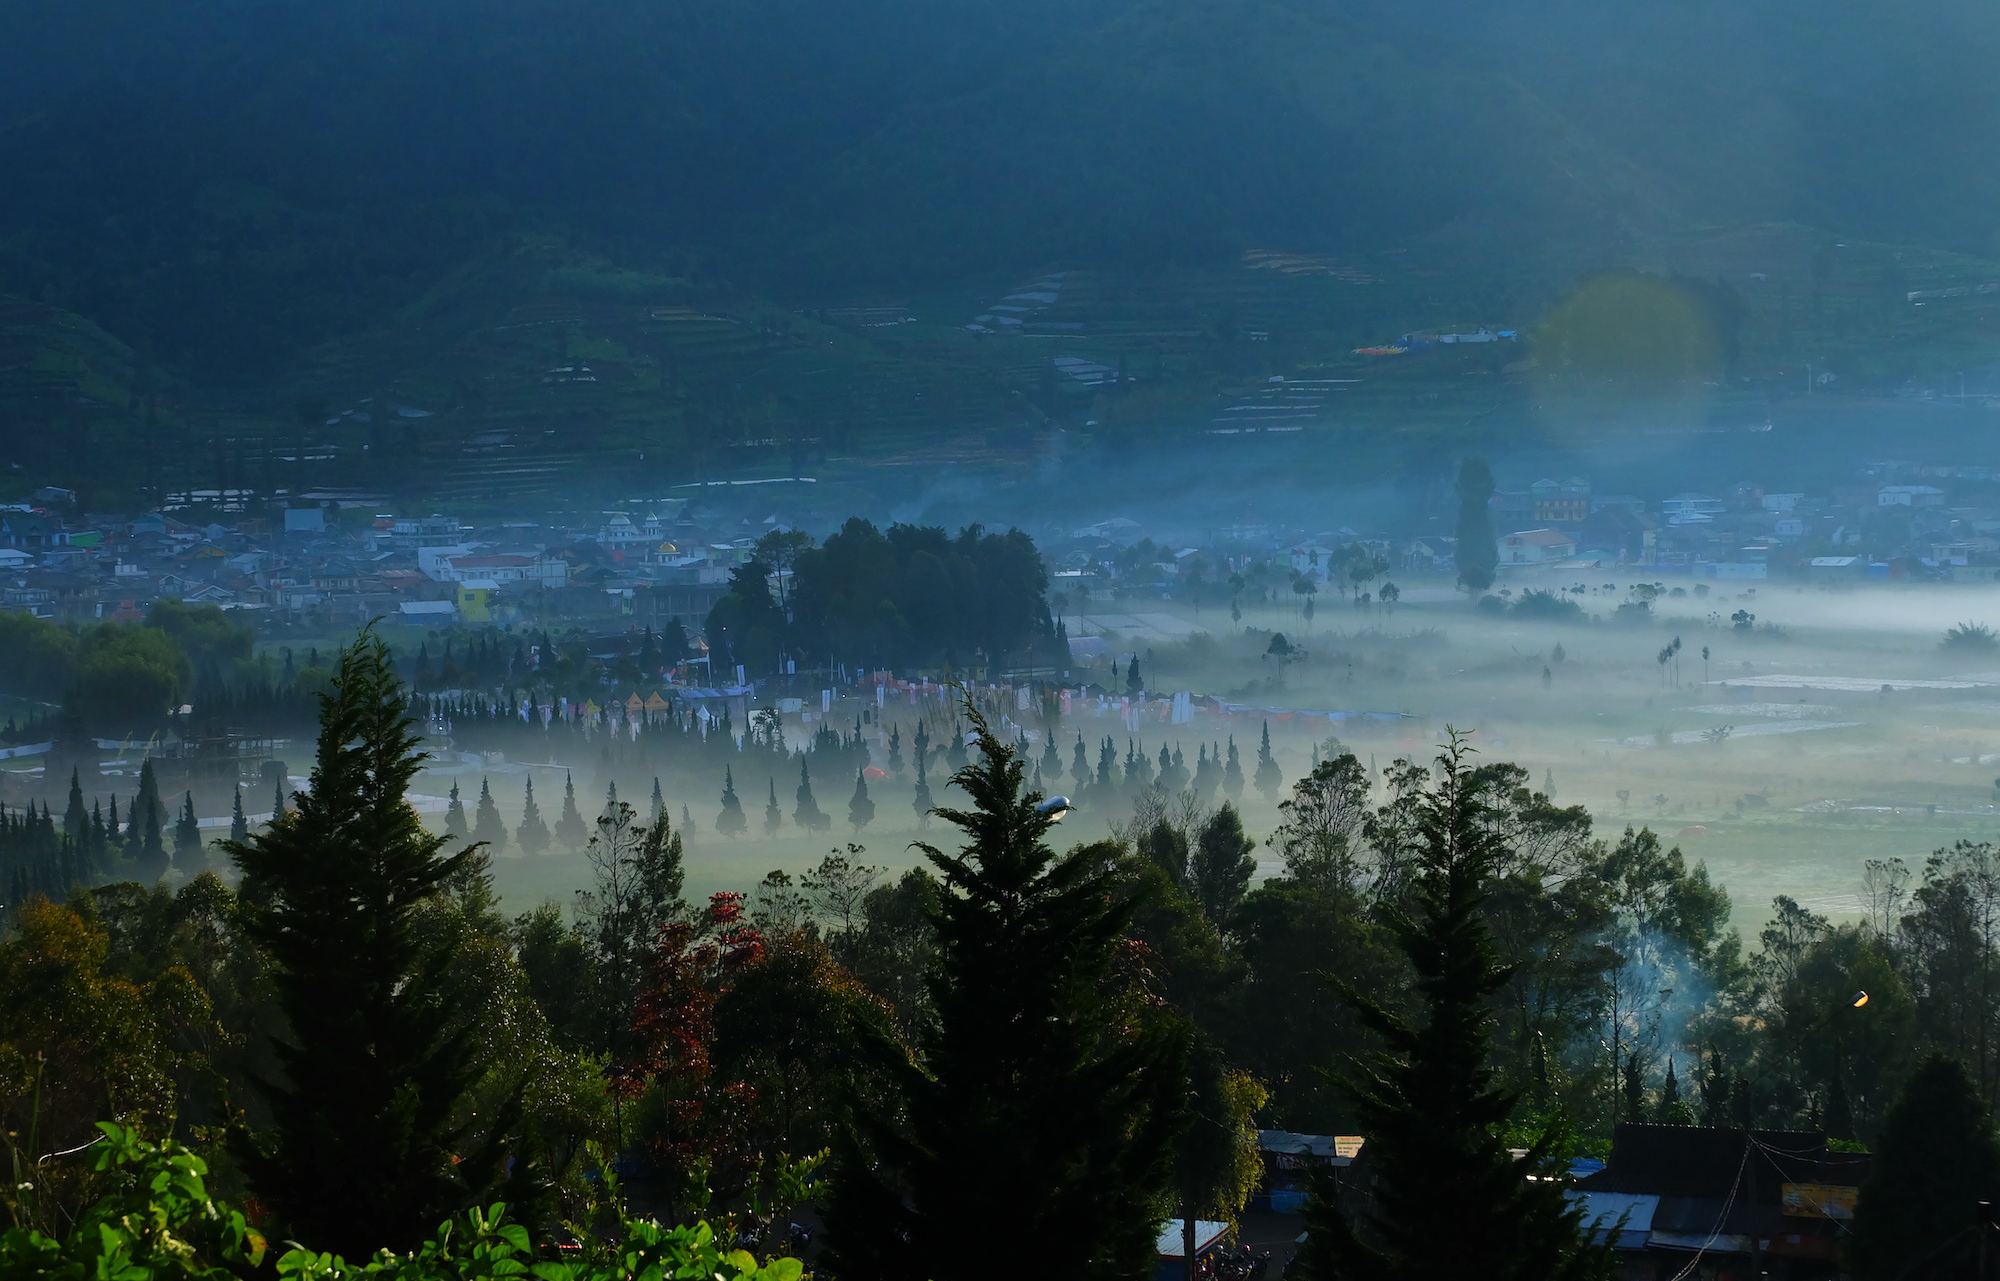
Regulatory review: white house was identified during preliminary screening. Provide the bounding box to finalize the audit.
[1878,485,1946,507]
[1499,529,1577,565]
[1661,493,1724,524]
[418,543,477,578]
[433,552,568,588]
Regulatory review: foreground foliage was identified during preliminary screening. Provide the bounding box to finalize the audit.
[0,1124,804,1281]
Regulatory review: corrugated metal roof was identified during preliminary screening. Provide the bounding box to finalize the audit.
[1156,1221,1230,1259]
[1575,1125,1865,1201]
[1565,1191,1658,1251]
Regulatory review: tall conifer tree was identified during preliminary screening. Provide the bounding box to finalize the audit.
[1299,735,1609,1281]
[172,790,204,874]
[472,776,507,854]
[517,778,550,855]
[1849,1054,2000,1280]
[444,782,468,840]
[1254,721,1282,802]
[555,771,587,850]
[230,785,249,844]
[135,759,168,881]
[716,766,746,836]
[226,631,486,1255]
[913,753,934,828]
[1454,456,1498,592]
[62,767,87,848]
[825,705,1185,1281]
[795,761,829,831]
[849,767,875,830]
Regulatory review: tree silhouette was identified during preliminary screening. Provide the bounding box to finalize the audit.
[823,702,1185,1281]
[472,777,507,854]
[172,790,204,875]
[716,765,747,836]
[516,777,550,855]
[554,771,588,850]
[1299,734,1609,1281]
[764,777,784,835]
[134,759,167,882]
[1253,721,1282,802]
[1454,456,1498,593]
[913,753,935,829]
[444,782,468,841]
[795,761,830,832]
[1849,1054,2000,1281]
[849,767,875,830]
[224,631,489,1255]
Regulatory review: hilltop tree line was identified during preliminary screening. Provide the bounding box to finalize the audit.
[706,520,1057,678]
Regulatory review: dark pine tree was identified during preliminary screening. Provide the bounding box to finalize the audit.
[1849,1054,2000,1281]
[134,758,168,882]
[1299,736,1610,1281]
[230,786,249,845]
[1190,803,1256,924]
[517,778,550,855]
[62,767,87,849]
[795,761,830,832]
[472,776,507,854]
[1253,721,1282,803]
[913,753,935,828]
[1224,736,1245,801]
[444,782,468,841]
[1454,456,1498,593]
[1126,655,1144,695]
[823,704,1186,1281]
[225,632,487,1256]
[172,790,204,875]
[764,777,784,836]
[716,766,747,836]
[849,767,875,830]
[555,771,588,851]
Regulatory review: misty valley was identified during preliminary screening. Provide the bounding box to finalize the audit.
[11,0,2000,1276]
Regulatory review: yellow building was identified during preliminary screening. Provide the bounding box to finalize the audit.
[456,579,498,623]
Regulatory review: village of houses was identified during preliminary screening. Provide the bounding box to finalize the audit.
[0,461,1994,644]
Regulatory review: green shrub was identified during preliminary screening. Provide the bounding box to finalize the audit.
[1,1124,805,1281]
[1942,622,1999,652]
[1510,589,1583,622]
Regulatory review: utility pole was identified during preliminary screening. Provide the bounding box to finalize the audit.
[1746,1128,1761,1281]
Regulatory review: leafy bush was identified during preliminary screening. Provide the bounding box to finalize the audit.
[1475,594,1508,616]
[1510,589,1584,622]
[1942,622,1999,652]
[0,1124,805,1281]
